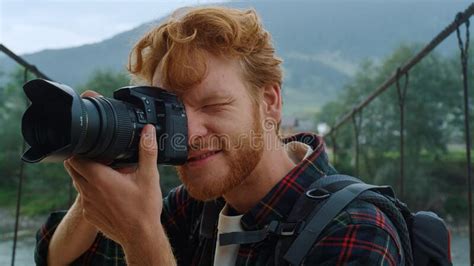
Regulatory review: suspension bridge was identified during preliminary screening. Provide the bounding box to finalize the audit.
[1,2,473,265]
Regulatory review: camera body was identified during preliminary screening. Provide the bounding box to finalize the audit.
[21,79,188,166]
[112,85,188,165]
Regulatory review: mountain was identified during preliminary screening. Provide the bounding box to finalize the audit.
[0,1,470,115]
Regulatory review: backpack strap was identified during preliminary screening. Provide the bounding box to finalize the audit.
[275,174,413,265]
[197,200,221,266]
[216,174,403,265]
[283,181,393,265]
[274,175,362,265]
[218,175,361,248]
[199,200,221,239]
[355,190,414,265]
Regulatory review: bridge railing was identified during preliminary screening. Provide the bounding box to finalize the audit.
[1,2,474,265]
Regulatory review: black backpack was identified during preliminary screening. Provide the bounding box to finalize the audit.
[219,174,452,265]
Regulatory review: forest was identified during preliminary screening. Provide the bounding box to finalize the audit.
[0,43,472,227]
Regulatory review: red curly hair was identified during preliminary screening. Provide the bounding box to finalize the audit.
[128,6,283,102]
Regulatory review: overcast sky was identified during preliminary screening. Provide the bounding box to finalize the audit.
[1,0,470,55]
[0,0,225,55]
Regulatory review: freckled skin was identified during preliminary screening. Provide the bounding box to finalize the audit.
[154,55,264,201]
[153,53,295,213]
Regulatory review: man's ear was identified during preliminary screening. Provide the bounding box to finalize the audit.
[261,83,282,131]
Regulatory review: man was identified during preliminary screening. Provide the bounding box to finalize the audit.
[35,6,403,265]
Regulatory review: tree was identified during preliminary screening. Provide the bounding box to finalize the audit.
[0,67,35,185]
[78,69,131,96]
[316,44,468,215]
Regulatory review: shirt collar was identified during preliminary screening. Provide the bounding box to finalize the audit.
[240,133,337,230]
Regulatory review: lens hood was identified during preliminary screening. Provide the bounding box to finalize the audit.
[21,79,87,163]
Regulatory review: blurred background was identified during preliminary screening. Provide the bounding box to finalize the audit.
[1,0,473,265]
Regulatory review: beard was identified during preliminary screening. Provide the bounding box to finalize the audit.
[175,109,264,201]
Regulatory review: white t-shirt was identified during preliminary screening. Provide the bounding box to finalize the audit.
[213,143,314,265]
[213,205,245,266]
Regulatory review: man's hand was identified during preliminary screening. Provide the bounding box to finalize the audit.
[65,123,163,243]
[65,120,176,265]
[55,89,176,265]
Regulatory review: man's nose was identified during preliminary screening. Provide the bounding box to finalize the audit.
[186,110,208,145]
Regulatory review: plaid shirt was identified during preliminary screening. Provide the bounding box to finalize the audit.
[35,133,403,265]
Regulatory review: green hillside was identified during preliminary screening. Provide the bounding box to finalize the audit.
[0,1,470,115]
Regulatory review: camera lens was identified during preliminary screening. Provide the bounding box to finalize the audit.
[77,97,137,161]
[21,79,187,165]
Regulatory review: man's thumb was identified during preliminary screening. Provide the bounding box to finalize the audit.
[137,124,158,176]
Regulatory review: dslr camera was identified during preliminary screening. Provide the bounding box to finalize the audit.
[21,79,188,166]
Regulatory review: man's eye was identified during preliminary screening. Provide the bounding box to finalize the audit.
[203,103,226,109]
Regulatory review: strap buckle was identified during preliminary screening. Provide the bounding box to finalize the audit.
[279,222,304,236]
[268,221,304,237]
[218,221,304,246]
[305,187,331,199]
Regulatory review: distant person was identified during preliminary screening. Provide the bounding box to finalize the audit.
[35,6,404,265]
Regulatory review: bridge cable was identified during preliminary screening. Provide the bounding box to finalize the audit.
[455,11,473,265]
[351,110,363,177]
[11,68,29,266]
[327,3,474,136]
[330,131,338,165]
[395,68,409,199]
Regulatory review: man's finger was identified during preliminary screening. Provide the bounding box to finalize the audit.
[81,90,102,98]
[137,124,158,179]
[64,161,90,195]
[116,165,137,174]
[67,157,115,186]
